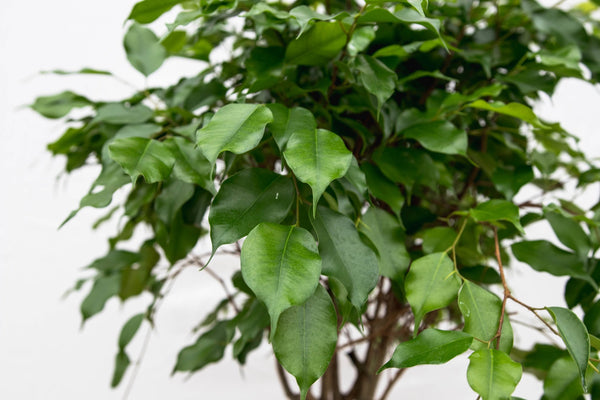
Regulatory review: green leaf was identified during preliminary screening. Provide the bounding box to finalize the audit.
[81,274,121,321]
[347,26,376,56]
[123,23,167,76]
[108,137,175,183]
[405,252,461,333]
[232,299,269,364]
[468,100,546,128]
[118,313,145,350]
[361,163,404,215]
[403,121,468,157]
[543,357,587,400]
[31,91,91,118]
[114,123,162,140]
[421,227,457,254]
[284,129,352,216]
[359,207,409,280]
[273,285,338,400]
[544,207,591,257]
[128,0,186,24]
[547,306,590,391]
[289,5,337,36]
[119,241,160,299]
[111,351,130,387]
[173,321,235,372]
[470,199,524,234]
[196,103,273,166]
[458,281,513,353]
[380,328,472,371]
[165,137,214,192]
[208,168,294,253]
[285,21,346,66]
[95,103,154,125]
[354,54,396,113]
[312,207,379,310]
[467,349,522,400]
[240,223,321,339]
[512,240,595,286]
[590,334,600,351]
[266,104,316,153]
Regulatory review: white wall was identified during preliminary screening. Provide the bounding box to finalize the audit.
[1,1,599,399]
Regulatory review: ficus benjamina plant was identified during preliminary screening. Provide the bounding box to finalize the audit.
[32,0,600,398]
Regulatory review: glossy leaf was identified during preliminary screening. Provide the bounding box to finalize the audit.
[354,54,396,113]
[31,91,90,118]
[284,129,352,216]
[266,104,316,152]
[165,137,214,192]
[273,285,338,400]
[285,21,346,66]
[357,7,444,45]
[312,207,379,310]
[467,349,522,400]
[380,329,472,371]
[196,103,273,165]
[359,207,409,280]
[209,168,294,253]
[123,23,166,76]
[468,100,545,128]
[470,199,524,233]
[241,223,321,339]
[128,0,185,24]
[405,252,461,333]
[547,306,590,391]
[403,121,468,157]
[458,280,513,353]
[108,137,175,183]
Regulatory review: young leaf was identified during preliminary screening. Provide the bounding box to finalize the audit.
[547,306,590,391]
[470,199,524,233]
[285,21,346,65]
[359,207,409,280]
[380,329,472,371]
[405,252,461,333]
[208,168,294,254]
[402,121,468,157]
[108,137,175,183]
[458,281,513,353]
[467,349,522,400]
[273,285,338,400]
[312,207,379,310]
[284,129,352,216]
[241,223,321,339]
[196,103,273,165]
[123,23,167,76]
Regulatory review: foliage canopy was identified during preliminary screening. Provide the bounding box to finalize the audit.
[33,0,600,398]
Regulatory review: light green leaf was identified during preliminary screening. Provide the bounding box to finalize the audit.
[285,21,346,66]
[284,129,352,216]
[31,91,91,119]
[590,334,600,351]
[165,137,214,192]
[547,306,590,391]
[124,23,167,76]
[273,285,338,400]
[196,103,273,165]
[354,54,396,114]
[289,5,333,36]
[468,100,546,128]
[467,349,522,400]
[173,321,235,372]
[359,208,409,280]
[544,207,591,257]
[95,103,154,125]
[470,199,523,233]
[241,223,321,339]
[209,168,294,253]
[458,281,513,353]
[380,328,472,371]
[118,313,145,350]
[312,207,379,310]
[266,104,316,153]
[405,252,461,333]
[512,240,595,286]
[108,137,175,183]
[403,121,468,157]
[128,0,186,24]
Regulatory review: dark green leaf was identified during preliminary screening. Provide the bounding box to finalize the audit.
[111,351,130,387]
[173,321,235,372]
[81,275,121,321]
[544,207,591,257]
[403,121,468,157]
[118,313,145,350]
[128,0,186,24]
[354,54,396,113]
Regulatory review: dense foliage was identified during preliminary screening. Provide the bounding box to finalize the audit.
[32,0,600,398]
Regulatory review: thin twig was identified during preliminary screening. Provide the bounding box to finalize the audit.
[492,227,511,349]
[204,266,240,313]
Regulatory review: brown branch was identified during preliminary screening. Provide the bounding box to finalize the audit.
[492,227,511,349]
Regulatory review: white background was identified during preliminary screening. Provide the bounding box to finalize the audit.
[1,0,599,398]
